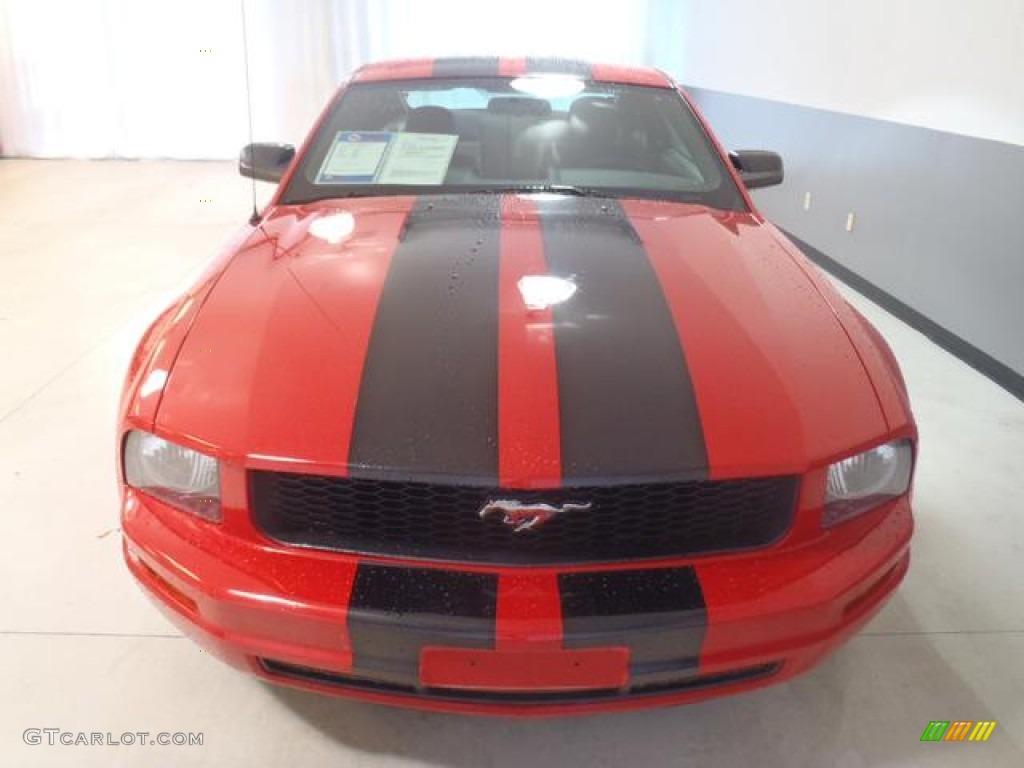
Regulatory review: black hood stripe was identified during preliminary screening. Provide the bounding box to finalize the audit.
[348,196,502,482]
[348,195,706,483]
[525,57,593,78]
[432,57,501,78]
[534,197,709,481]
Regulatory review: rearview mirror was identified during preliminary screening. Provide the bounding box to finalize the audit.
[239,143,295,183]
[730,150,784,189]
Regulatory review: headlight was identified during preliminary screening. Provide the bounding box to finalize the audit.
[123,431,221,522]
[822,439,913,527]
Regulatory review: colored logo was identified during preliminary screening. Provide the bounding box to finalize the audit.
[479,500,591,532]
[920,721,997,742]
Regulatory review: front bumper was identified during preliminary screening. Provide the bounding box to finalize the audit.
[122,487,912,716]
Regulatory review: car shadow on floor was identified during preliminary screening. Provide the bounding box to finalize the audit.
[265,593,1009,767]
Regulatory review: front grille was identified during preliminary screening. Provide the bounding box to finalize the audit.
[260,658,782,705]
[250,472,797,565]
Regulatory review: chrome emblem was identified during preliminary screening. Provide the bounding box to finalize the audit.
[479,499,592,532]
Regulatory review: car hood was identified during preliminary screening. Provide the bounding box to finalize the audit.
[155,194,889,484]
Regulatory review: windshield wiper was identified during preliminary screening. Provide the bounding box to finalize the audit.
[457,184,612,198]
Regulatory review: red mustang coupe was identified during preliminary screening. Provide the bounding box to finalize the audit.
[119,57,916,715]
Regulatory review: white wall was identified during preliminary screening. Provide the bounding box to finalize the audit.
[654,0,1024,147]
[0,0,654,157]
[379,0,650,63]
[0,0,252,158]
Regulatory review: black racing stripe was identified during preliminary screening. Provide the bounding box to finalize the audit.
[350,563,498,618]
[348,195,501,482]
[525,57,592,78]
[535,197,708,482]
[432,57,501,78]
[559,568,707,686]
[348,563,498,687]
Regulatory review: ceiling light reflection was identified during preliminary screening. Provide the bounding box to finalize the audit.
[518,275,577,311]
[510,75,586,99]
[309,212,355,244]
[140,369,168,399]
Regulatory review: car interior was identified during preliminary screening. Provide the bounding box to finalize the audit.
[406,93,712,187]
[307,83,722,192]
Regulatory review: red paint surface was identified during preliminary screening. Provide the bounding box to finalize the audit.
[498,58,528,77]
[154,198,416,474]
[498,196,562,488]
[622,199,892,479]
[352,58,435,82]
[590,62,668,87]
[496,572,563,651]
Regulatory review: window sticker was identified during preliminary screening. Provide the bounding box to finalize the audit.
[377,132,458,185]
[316,131,392,184]
[315,130,459,186]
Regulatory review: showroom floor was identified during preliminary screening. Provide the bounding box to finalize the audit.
[1,159,1022,767]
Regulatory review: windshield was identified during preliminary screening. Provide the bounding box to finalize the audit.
[282,76,746,211]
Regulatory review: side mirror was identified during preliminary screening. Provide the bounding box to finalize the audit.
[730,150,784,189]
[239,143,295,183]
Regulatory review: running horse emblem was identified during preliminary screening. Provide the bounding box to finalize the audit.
[478,499,592,532]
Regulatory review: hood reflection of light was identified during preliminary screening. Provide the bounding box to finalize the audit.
[140,369,168,399]
[309,212,355,244]
[518,275,577,311]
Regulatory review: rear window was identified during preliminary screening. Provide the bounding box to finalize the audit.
[282,76,746,211]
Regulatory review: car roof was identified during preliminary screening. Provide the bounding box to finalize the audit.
[351,57,674,88]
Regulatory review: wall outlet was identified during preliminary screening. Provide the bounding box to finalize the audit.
[845,212,856,232]
[803,192,812,211]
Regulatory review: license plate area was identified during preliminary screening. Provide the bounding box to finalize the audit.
[420,646,630,692]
